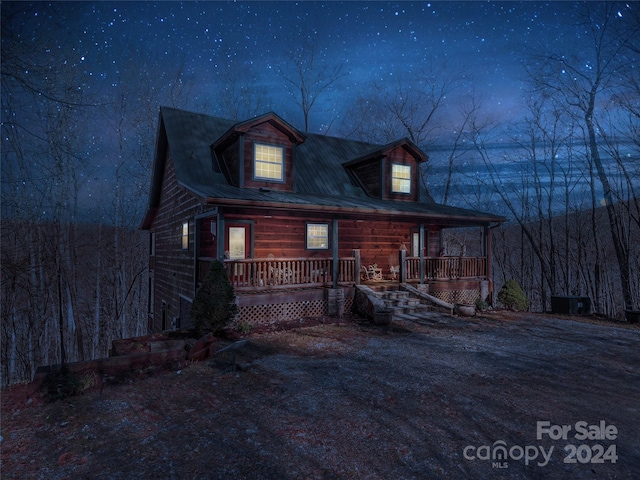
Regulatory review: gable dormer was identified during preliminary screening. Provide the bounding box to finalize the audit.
[211,113,305,191]
[343,138,427,201]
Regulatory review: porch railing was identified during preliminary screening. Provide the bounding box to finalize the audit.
[198,257,356,290]
[197,254,486,290]
[405,256,487,281]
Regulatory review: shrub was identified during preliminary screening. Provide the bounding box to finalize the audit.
[236,321,253,334]
[190,260,238,337]
[44,371,96,402]
[475,297,489,311]
[497,279,530,311]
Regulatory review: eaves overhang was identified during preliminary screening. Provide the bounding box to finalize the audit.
[342,137,428,167]
[204,196,505,227]
[211,112,306,151]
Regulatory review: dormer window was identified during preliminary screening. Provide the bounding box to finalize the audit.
[254,143,284,182]
[391,164,411,193]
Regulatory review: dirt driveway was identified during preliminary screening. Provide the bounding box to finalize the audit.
[2,312,639,479]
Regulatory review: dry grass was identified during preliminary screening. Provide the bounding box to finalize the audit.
[2,312,639,479]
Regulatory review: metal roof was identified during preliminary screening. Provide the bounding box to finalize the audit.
[141,107,505,228]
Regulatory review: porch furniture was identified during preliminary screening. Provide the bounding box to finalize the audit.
[361,264,383,281]
[360,266,368,281]
[270,266,293,285]
[389,265,399,280]
[310,269,328,283]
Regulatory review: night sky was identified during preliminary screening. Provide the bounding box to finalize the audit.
[7,1,599,129]
[2,1,637,218]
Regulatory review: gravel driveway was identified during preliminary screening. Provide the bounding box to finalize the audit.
[2,312,639,479]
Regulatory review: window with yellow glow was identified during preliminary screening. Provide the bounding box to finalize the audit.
[181,222,189,250]
[391,164,411,193]
[254,144,284,181]
[306,223,329,250]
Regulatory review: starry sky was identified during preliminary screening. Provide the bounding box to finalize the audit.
[6,1,599,131]
[2,1,637,219]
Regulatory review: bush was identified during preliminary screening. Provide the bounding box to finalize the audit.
[475,297,489,311]
[44,370,96,402]
[497,279,530,311]
[190,260,238,337]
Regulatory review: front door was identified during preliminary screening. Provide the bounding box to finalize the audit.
[227,226,247,260]
[225,224,251,285]
[412,231,420,257]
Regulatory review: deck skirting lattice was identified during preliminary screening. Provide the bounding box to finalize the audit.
[236,288,355,326]
[238,300,327,325]
[431,289,480,306]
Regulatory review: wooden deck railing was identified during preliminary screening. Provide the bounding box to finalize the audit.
[197,254,486,290]
[405,256,487,281]
[198,257,356,290]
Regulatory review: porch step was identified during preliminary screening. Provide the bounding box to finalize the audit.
[390,304,432,315]
[357,284,447,322]
[380,291,410,300]
[371,288,434,316]
[383,297,420,307]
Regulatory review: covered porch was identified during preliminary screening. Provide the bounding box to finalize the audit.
[197,250,489,291]
[192,206,500,324]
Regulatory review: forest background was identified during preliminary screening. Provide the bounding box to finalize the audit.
[2,2,638,386]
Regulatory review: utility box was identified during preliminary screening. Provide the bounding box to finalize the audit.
[551,296,591,315]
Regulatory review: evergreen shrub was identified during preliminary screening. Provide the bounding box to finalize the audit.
[497,279,530,311]
[190,260,238,337]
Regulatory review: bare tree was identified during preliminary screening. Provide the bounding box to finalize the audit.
[439,90,484,204]
[527,3,640,313]
[212,65,273,120]
[338,64,465,206]
[0,6,189,384]
[340,62,462,145]
[277,39,346,132]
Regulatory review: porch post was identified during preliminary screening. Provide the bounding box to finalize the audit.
[399,249,407,283]
[353,249,361,285]
[332,219,339,288]
[217,211,225,260]
[483,226,490,278]
[419,223,425,284]
[485,225,493,303]
[193,217,200,292]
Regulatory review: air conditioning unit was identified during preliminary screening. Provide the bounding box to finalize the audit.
[551,296,591,315]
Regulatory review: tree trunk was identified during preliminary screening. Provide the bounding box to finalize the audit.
[585,88,633,311]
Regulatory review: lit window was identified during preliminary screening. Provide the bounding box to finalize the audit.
[228,227,246,260]
[391,164,411,193]
[181,222,189,250]
[306,223,329,250]
[254,144,284,181]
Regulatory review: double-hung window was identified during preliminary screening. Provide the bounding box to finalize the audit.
[391,164,411,193]
[306,223,329,250]
[254,143,284,181]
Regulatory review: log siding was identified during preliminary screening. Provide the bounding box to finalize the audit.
[149,153,214,332]
[142,108,504,331]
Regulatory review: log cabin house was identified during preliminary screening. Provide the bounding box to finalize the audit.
[141,107,504,332]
